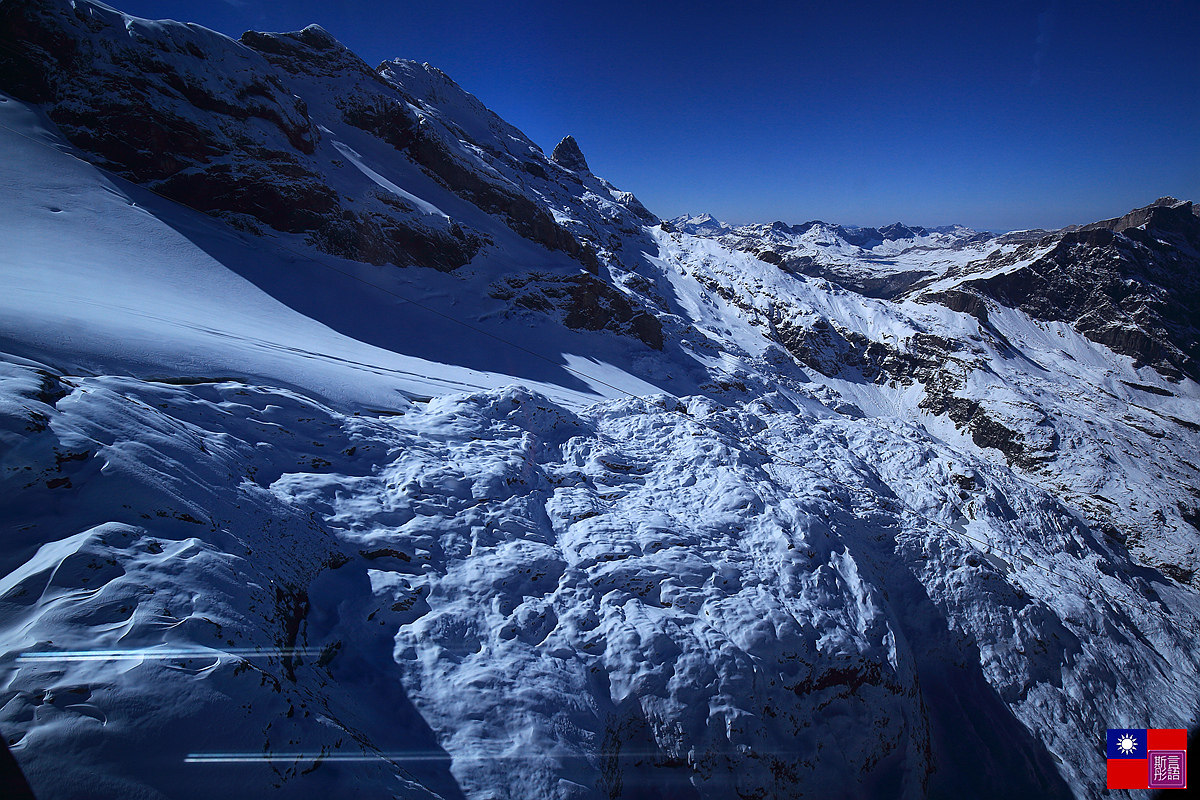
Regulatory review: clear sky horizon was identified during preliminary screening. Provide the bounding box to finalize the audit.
[114,1,1198,232]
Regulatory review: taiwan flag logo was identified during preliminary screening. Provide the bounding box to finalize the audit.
[1107,728,1187,790]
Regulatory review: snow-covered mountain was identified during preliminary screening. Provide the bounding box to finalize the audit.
[669,214,1010,300]
[2,2,1199,799]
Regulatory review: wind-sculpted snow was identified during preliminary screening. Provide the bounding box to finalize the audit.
[4,359,1198,798]
[648,224,1200,606]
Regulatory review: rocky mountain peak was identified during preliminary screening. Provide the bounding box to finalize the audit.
[551,134,590,172]
[293,24,339,50]
[878,221,928,240]
[1079,197,1199,236]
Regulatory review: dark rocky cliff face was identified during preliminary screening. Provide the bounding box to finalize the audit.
[550,135,590,173]
[1,1,327,219]
[490,273,663,349]
[0,1,478,269]
[0,0,617,276]
[1080,195,1200,234]
[963,201,1200,381]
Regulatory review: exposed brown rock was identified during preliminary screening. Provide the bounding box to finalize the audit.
[962,208,1200,381]
[492,274,663,349]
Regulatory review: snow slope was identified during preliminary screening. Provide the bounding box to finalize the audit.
[0,94,667,411]
[2,4,1200,799]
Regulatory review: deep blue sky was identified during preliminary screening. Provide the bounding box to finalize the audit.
[117,1,1198,231]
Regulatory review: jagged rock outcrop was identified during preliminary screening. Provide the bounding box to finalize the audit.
[490,273,663,349]
[774,316,957,385]
[0,1,482,268]
[551,134,590,173]
[1080,195,1200,234]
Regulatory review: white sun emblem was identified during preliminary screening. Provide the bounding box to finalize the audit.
[1117,734,1139,755]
